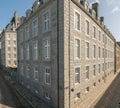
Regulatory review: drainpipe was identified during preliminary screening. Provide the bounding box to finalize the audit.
[68,0,71,108]
[57,0,59,108]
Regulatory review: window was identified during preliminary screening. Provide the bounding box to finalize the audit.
[33,42,38,60]
[8,54,11,58]
[93,65,96,76]
[43,11,50,32]
[14,41,16,45]
[102,63,104,72]
[26,65,30,78]
[8,60,11,65]
[75,67,80,84]
[14,47,16,52]
[26,44,30,60]
[8,34,10,39]
[32,18,38,37]
[45,67,51,85]
[14,54,16,58]
[34,66,38,80]
[86,42,89,59]
[93,82,96,88]
[85,87,89,93]
[43,39,50,60]
[45,92,50,100]
[8,47,11,51]
[98,64,100,74]
[98,31,101,41]
[93,26,96,38]
[75,39,80,59]
[85,20,89,35]
[99,47,101,58]
[93,45,96,58]
[14,60,17,65]
[102,34,104,43]
[74,11,80,30]
[14,34,16,39]
[75,92,80,100]
[86,66,89,79]
[8,40,10,46]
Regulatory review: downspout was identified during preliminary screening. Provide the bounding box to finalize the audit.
[57,0,59,108]
[68,0,71,108]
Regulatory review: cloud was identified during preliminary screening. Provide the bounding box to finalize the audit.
[106,0,115,6]
[95,0,100,3]
[111,6,120,13]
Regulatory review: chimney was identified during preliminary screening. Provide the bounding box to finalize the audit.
[14,11,18,28]
[80,0,86,6]
[100,17,104,25]
[26,9,31,18]
[92,2,99,19]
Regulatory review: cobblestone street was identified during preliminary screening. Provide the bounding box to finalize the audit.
[95,73,120,108]
[0,71,32,108]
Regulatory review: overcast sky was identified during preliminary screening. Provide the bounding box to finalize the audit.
[0,0,120,41]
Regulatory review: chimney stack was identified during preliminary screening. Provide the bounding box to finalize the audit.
[100,16,104,25]
[92,2,99,19]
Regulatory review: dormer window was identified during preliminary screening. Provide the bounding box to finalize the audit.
[32,0,40,12]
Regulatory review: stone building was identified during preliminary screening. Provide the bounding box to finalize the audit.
[115,42,120,73]
[0,11,20,68]
[17,0,117,108]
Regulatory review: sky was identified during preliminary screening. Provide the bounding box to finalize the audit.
[0,0,120,41]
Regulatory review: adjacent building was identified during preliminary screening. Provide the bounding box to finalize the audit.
[17,0,117,108]
[0,11,20,68]
[115,42,120,73]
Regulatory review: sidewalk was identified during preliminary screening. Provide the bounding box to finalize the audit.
[78,72,119,108]
[2,70,52,108]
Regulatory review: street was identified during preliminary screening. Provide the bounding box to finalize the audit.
[95,73,120,108]
[0,71,31,108]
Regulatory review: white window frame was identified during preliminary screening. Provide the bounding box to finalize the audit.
[85,41,89,59]
[98,47,101,58]
[93,25,96,39]
[45,66,51,85]
[26,43,30,60]
[45,92,50,100]
[43,38,50,60]
[98,30,101,41]
[32,18,38,37]
[85,65,89,80]
[74,9,81,31]
[33,42,38,60]
[93,45,96,58]
[43,9,51,32]
[26,65,30,78]
[98,64,101,75]
[85,19,90,36]
[75,66,80,84]
[34,65,39,81]
[93,65,96,76]
[74,37,81,60]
